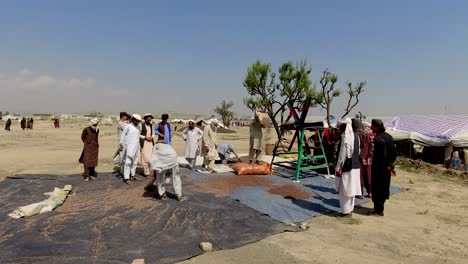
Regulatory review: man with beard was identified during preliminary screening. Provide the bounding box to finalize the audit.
[182,120,203,169]
[369,119,396,217]
[201,118,220,172]
[139,113,155,177]
[79,118,100,182]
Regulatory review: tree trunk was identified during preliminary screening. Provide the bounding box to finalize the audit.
[326,103,331,128]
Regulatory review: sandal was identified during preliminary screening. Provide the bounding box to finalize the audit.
[123,179,131,184]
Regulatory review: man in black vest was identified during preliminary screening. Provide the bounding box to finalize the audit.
[139,113,155,177]
[154,114,173,145]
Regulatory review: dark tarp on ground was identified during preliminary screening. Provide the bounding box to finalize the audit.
[0,173,293,264]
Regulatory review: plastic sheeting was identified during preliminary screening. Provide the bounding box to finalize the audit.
[0,173,294,264]
[385,115,468,147]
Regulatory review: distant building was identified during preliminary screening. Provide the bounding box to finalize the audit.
[84,112,104,118]
[33,113,52,120]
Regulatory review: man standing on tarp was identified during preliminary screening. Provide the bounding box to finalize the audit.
[119,114,143,184]
[154,113,173,145]
[369,119,396,217]
[352,118,373,199]
[201,118,220,172]
[335,117,361,217]
[115,112,130,177]
[139,113,155,177]
[182,120,203,169]
[79,118,100,182]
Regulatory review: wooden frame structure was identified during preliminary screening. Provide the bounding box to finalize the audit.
[270,98,331,182]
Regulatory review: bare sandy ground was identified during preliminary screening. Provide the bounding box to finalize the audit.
[1,120,467,263]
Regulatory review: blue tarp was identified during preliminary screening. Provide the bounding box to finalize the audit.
[187,170,402,224]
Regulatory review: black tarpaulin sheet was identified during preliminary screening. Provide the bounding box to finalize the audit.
[0,173,293,264]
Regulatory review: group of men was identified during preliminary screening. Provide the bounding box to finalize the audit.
[335,118,395,217]
[115,112,184,201]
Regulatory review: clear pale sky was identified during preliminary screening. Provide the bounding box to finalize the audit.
[0,0,467,116]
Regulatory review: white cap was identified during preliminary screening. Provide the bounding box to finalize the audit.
[132,114,143,122]
[89,118,99,126]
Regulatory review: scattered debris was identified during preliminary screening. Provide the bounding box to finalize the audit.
[416,209,429,215]
[409,179,415,184]
[131,259,145,264]
[299,223,309,230]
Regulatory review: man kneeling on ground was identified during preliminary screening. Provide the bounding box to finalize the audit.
[148,139,186,201]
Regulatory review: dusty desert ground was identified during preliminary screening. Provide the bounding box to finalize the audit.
[1,120,467,264]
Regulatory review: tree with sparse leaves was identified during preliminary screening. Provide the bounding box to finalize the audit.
[316,69,366,127]
[243,59,316,137]
[316,69,341,128]
[214,100,235,128]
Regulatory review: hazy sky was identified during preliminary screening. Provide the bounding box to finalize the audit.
[0,0,467,116]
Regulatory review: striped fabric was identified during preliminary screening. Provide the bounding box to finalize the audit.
[384,115,468,140]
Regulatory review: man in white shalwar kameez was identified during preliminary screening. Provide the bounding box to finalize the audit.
[119,114,143,184]
[182,120,203,169]
[335,117,361,217]
[150,140,185,201]
[201,118,220,172]
[139,113,155,177]
[115,112,129,176]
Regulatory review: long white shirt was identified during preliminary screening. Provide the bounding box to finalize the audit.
[335,125,361,197]
[120,123,141,158]
[201,125,219,160]
[117,121,128,144]
[250,119,263,151]
[183,127,203,158]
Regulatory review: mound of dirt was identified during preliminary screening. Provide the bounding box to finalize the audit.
[268,184,312,200]
[193,175,273,197]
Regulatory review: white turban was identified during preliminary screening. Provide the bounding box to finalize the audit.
[341,117,354,158]
[89,118,99,126]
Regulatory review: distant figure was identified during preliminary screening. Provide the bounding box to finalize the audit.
[4,118,12,131]
[119,114,143,184]
[182,120,203,169]
[30,118,34,130]
[154,114,173,145]
[26,118,31,129]
[21,118,26,130]
[369,119,396,217]
[217,143,241,164]
[249,112,264,164]
[352,118,373,199]
[139,113,155,177]
[149,140,185,201]
[201,118,220,172]
[54,119,60,128]
[335,117,361,218]
[79,118,100,182]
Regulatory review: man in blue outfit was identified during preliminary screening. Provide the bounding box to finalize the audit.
[154,114,173,145]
